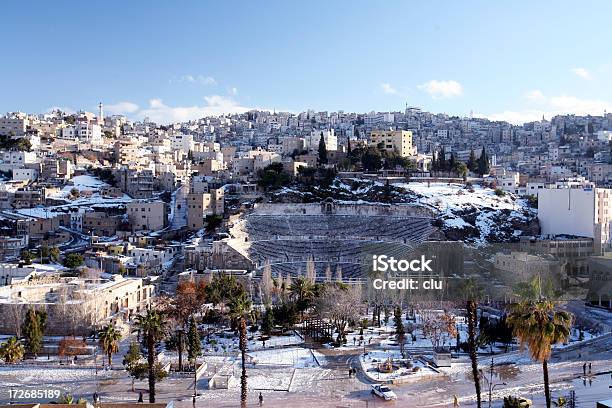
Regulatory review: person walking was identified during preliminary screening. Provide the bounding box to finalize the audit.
[583,363,587,375]
[258,392,263,406]
[453,394,460,407]
[589,362,592,374]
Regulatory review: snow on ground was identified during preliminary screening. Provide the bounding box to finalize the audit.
[10,195,132,220]
[49,175,109,199]
[202,328,304,354]
[28,262,67,272]
[0,365,113,388]
[393,182,534,244]
[249,347,320,368]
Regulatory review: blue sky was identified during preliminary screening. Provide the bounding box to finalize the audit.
[2,1,612,124]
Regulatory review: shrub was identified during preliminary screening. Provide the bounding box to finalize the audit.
[494,188,506,197]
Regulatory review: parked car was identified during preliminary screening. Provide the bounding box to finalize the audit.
[371,384,397,401]
[503,396,532,407]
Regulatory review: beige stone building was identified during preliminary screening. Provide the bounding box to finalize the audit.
[186,189,224,230]
[0,274,154,335]
[126,200,168,231]
[369,130,417,157]
[494,251,561,284]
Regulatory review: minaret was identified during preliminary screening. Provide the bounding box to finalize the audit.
[98,102,104,124]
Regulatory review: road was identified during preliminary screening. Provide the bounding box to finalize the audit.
[170,184,188,229]
[1,331,611,407]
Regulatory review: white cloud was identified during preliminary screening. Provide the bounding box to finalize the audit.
[477,91,612,124]
[174,74,217,85]
[380,83,398,95]
[137,96,250,123]
[105,101,139,115]
[229,87,238,96]
[478,110,548,124]
[525,89,545,103]
[417,80,463,99]
[571,68,591,80]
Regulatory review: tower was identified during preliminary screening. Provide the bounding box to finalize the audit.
[98,102,104,123]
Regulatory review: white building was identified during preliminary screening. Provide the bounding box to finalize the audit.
[61,122,102,144]
[0,150,37,166]
[12,168,38,182]
[538,187,612,253]
[170,134,195,153]
[305,129,337,151]
[596,130,612,142]
[498,172,520,193]
[364,112,394,126]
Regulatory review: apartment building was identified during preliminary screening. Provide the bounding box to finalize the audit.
[538,187,612,254]
[0,150,37,166]
[186,188,224,230]
[126,200,168,231]
[115,168,154,198]
[0,114,29,137]
[305,129,337,151]
[83,211,124,236]
[369,130,417,157]
[61,122,102,144]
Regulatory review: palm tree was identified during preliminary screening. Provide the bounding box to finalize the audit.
[460,278,483,408]
[135,309,167,403]
[290,276,315,318]
[507,300,572,408]
[229,290,252,408]
[0,337,25,363]
[99,324,122,366]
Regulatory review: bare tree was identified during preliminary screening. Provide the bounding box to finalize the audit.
[325,265,332,283]
[284,273,292,295]
[335,266,343,283]
[305,256,316,284]
[260,260,273,304]
[421,310,458,350]
[316,285,361,343]
[7,304,25,338]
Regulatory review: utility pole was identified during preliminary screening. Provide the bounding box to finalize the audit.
[193,356,198,408]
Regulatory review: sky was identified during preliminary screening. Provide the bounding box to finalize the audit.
[2,0,612,124]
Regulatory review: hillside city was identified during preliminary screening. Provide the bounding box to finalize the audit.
[0,105,610,408]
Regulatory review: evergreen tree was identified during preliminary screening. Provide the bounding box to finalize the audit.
[187,316,201,362]
[393,306,405,335]
[439,147,447,171]
[477,147,490,175]
[394,306,406,355]
[449,152,456,171]
[20,250,33,265]
[261,307,274,335]
[347,138,352,155]
[23,308,47,356]
[123,341,143,391]
[467,149,477,172]
[318,133,328,165]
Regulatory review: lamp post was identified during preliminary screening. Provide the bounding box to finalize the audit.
[176,327,185,372]
[490,382,507,405]
[193,356,198,408]
[482,357,507,408]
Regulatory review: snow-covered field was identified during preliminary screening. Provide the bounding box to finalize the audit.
[48,175,109,199]
[393,182,534,244]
